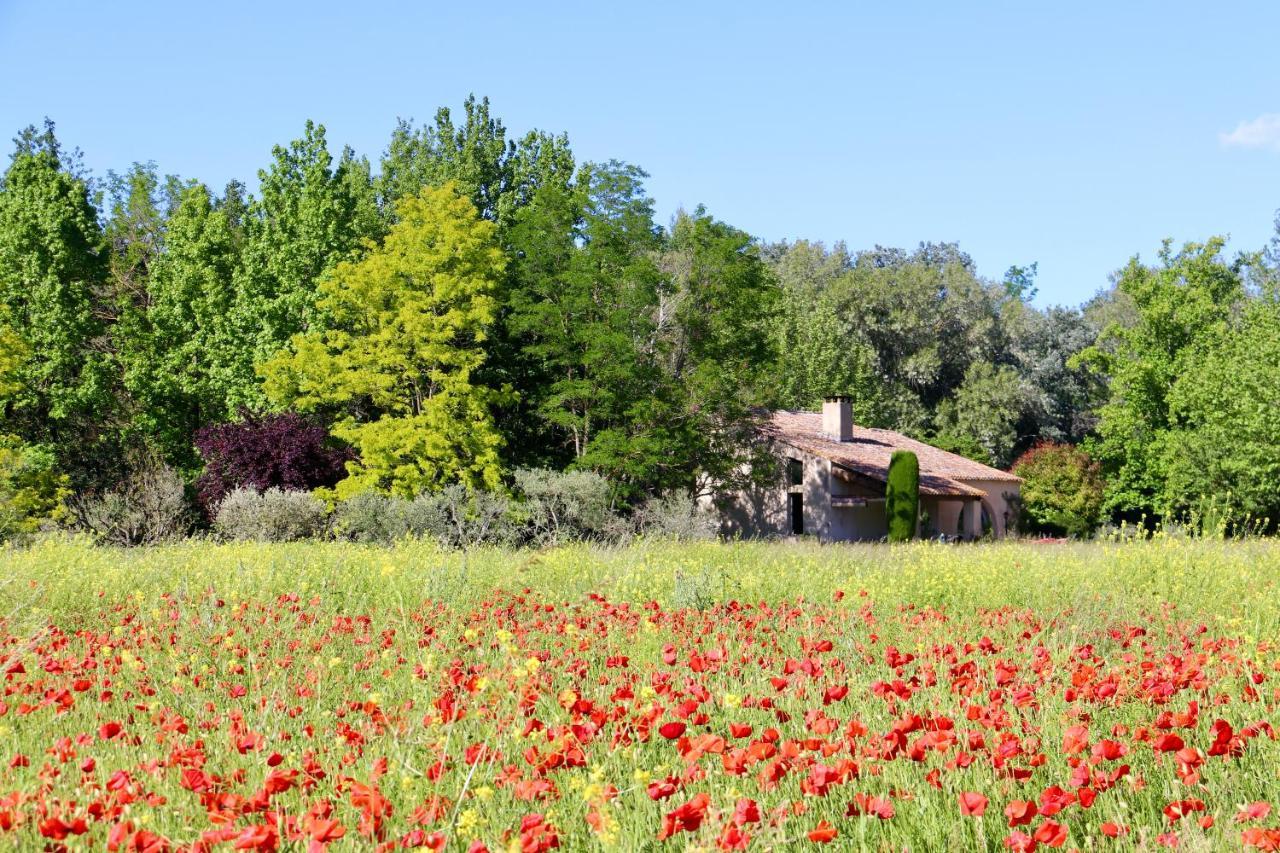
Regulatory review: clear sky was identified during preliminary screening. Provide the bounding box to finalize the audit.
[2,0,1279,307]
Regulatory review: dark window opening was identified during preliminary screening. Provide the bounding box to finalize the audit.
[790,493,804,535]
[788,458,803,487]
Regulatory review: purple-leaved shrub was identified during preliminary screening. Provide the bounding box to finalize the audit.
[194,411,351,516]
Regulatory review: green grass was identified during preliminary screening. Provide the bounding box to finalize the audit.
[4,536,1277,638]
[0,537,1277,851]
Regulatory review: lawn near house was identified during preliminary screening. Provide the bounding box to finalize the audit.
[0,539,1278,851]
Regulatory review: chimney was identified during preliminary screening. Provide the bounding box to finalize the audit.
[822,395,853,441]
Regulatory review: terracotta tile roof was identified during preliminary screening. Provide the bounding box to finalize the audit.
[762,410,1021,499]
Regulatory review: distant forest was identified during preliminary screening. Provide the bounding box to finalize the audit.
[3,96,1280,534]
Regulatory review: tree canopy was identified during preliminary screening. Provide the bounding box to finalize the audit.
[261,184,507,497]
[3,102,1280,536]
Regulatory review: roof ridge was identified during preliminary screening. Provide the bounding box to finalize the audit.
[762,409,1022,485]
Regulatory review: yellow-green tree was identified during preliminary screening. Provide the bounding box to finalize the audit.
[0,306,26,400]
[0,434,69,541]
[260,184,507,497]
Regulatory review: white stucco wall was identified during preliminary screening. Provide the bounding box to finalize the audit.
[962,478,1021,538]
[709,449,891,541]
[706,450,1021,542]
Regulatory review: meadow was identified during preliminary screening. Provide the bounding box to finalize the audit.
[0,538,1277,851]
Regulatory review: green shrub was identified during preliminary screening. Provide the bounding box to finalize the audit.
[0,435,68,543]
[1011,442,1104,538]
[429,484,520,549]
[213,487,329,542]
[886,450,919,542]
[332,492,409,544]
[631,493,716,541]
[513,468,616,545]
[332,491,455,544]
[68,461,190,546]
[333,485,519,548]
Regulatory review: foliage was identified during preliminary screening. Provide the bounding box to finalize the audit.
[427,483,520,549]
[773,285,886,421]
[512,467,616,545]
[1077,239,1245,520]
[331,487,521,548]
[765,240,1023,438]
[333,470,708,546]
[0,304,28,399]
[68,461,190,546]
[12,101,1280,530]
[931,362,1028,468]
[331,491,438,544]
[1011,441,1105,537]
[193,411,350,516]
[507,165,778,499]
[102,162,169,314]
[0,434,68,542]
[0,121,116,487]
[656,207,779,498]
[261,184,507,498]
[376,95,575,230]
[885,450,919,542]
[1162,299,1280,530]
[505,161,666,477]
[630,492,718,540]
[228,122,381,410]
[118,182,244,467]
[212,487,329,542]
[1006,304,1103,445]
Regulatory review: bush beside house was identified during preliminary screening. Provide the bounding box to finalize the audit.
[1011,442,1104,538]
[886,451,920,543]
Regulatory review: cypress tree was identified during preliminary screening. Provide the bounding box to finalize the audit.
[886,450,919,542]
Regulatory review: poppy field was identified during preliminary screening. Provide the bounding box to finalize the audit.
[1,538,1278,851]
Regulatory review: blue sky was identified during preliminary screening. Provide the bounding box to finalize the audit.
[2,0,1279,307]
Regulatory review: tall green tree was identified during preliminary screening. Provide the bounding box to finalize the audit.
[1006,304,1103,445]
[507,166,780,498]
[506,161,666,484]
[376,99,581,468]
[377,95,575,229]
[229,122,380,409]
[1077,238,1245,519]
[119,182,243,467]
[103,162,168,313]
[774,285,887,420]
[764,240,1015,434]
[0,121,115,485]
[261,184,507,497]
[1162,298,1280,528]
[932,362,1029,467]
[657,207,779,496]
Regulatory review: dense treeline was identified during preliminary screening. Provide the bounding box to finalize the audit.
[2,97,1280,539]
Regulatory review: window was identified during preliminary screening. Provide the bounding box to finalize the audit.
[788,458,803,487]
[790,493,804,535]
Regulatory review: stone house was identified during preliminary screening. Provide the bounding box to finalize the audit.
[709,397,1022,541]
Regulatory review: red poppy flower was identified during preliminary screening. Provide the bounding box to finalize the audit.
[808,820,838,843]
[1004,830,1037,852]
[1238,802,1272,823]
[959,792,989,816]
[659,721,686,739]
[1032,819,1067,848]
[1005,800,1037,827]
